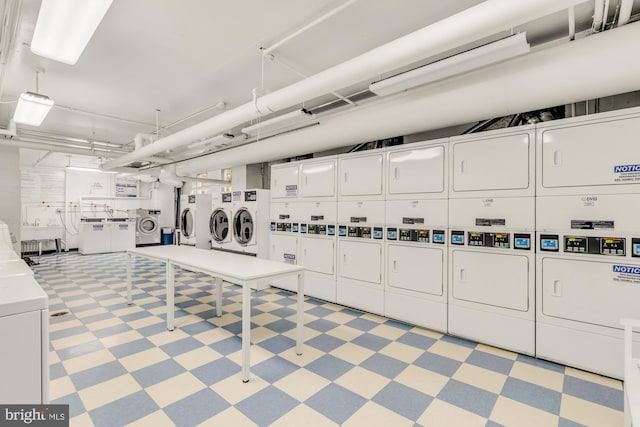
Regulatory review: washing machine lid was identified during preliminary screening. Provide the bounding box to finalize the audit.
[233,208,253,245]
[138,216,159,235]
[210,209,229,242]
[181,208,195,238]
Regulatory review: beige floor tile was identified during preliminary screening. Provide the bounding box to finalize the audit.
[197,407,258,427]
[283,327,321,343]
[58,289,85,297]
[453,364,507,394]
[79,374,141,411]
[274,369,331,402]
[250,326,279,343]
[52,332,97,350]
[62,348,116,375]
[271,403,338,427]
[126,409,176,426]
[360,312,386,324]
[192,328,234,345]
[119,347,170,372]
[251,312,281,326]
[85,317,124,331]
[210,375,269,405]
[129,296,159,306]
[379,341,423,364]
[475,343,518,360]
[185,303,218,315]
[49,318,83,332]
[325,325,365,342]
[147,329,189,346]
[66,298,95,308]
[73,307,108,319]
[335,366,390,399]
[49,350,60,364]
[343,401,414,427]
[278,344,325,367]
[100,330,144,348]
[407,326,444,340]
[324,311,360,325]
[509,361,564,392]
[226,345,274,367]
[330,342,375,365]
[70,412,94,427]
[368,324,408,340]
[174,346,222,370]
[417,399,487,427]
[87,289,114,297]
[209,313,241,327]
[428,340,474,362]
[490,396,559,427]
[564,367,623,390]
[111,305,146,317]
[395,365,449,397]
[560,394,623,426]
[146,372,206,407]
[128,316,164,330]
[49,375,76,401]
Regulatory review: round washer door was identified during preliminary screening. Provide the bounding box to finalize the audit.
[181,208,195,238]
[210,209,229,243]
[233,208,253,245]
[138,216,158,235]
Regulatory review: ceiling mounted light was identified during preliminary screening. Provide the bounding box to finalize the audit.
[13,91,54,126]
[369,33,530,97]
[30,0,113,65]
[241,109,317,137]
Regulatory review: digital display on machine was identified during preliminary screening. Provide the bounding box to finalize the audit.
[361,227,372,239]
[300,224,307,233]
[399,229,412,241]
[565,236,587,253]
[418,230,429,243]
[468,232,484,246]
[633,238,640,257]
[601,237,625,256]
[318,225,327,235]
[348,226,358,237]
[270,222,276,231]
[451,231,464,245]
[514,233,531,250]
[387,228,397,240]
[292,223,298,232]
[327,225,335,235]
[222,193,232,203]
[308,224,317,234]
[338,225,346,236]
[540,236,559,251]
[188,195,196,203]
[433,230,445,244]
[373,228,383,239]
[244,191,257,201]
[492,233,510,248]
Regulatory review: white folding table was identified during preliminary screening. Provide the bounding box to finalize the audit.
[126,245,304,382]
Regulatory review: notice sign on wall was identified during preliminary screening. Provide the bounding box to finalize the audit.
[116,181,137,198]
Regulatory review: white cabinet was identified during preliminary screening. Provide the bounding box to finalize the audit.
[338,152,384,198]
[110,222,136,252]
[387,245,443,296]
[300,159,337,199]
[299,237,334,275]
[78,222,110,254]
[450,130,533,196]
[537,113,640,194]
[338,240,382,285]
[387,142,446,197]
[270,165,299,199]
[451,250,530,312]
[268,234,298,292]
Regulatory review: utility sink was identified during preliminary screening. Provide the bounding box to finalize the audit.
[21,226,62,241]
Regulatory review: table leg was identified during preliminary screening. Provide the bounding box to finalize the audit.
[296,271,304,356]
[216,277,223,317]
[126,253,132,304]
[242,282,251,382]
[166,262,175,331]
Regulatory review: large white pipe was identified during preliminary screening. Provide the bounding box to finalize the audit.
[103,0,587,170]
[593,0,605,29]
[618,0,634,26]
[176,20,640,175]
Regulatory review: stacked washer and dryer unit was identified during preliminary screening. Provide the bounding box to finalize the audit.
[225,189,270,257]
[535,109,640,379]
[269,156,338,301]
[448,126,536,355]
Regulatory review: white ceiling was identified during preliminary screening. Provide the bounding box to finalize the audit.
[0,0,624,169]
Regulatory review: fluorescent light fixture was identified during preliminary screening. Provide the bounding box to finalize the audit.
[13,92,54,126]
[66,166,117,174]
[30,0,113,65]
[188,133,235,150]
[370,33,530,97]
[242,109,317,136]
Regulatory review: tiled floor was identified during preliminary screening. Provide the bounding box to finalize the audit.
[34,252,624,426]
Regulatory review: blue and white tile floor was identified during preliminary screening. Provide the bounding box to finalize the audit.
[35,252,623,426]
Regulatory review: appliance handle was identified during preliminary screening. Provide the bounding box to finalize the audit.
[393,260,397,272]
[459,268,466,282]
[553,150,562,166]
[552,279,562,296]
[394,167,399,180]
[460,160,465,174]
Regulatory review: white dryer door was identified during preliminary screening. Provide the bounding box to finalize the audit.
[138,217,158,235]
[209,209,229,243]
[181,208,195,237]
[233,208,255,246]
[387,244,443,296]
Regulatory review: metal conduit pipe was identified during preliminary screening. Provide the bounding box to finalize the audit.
[102,0,587,170]
[175,20,640,175]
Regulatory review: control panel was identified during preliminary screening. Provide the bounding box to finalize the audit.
[450,230,531,250]
[539,234,637,257]
[338,225,383,239]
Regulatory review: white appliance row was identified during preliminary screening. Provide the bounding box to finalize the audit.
[0,220,49,404]
[269,106,640,380]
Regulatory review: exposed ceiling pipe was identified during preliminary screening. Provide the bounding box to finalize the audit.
[593,0,605,30]
[176,20,640,175]
[0,137,122,157]
[0,120,16,137]
[134,133,155,150]
[618,0,634,26]
[102,0,587,170]
[158,165,228,187]
[0,0,21,101]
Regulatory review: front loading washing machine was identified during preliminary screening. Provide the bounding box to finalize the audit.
[179,194,212,248]
[210,193,232,250]
[230,189,270,257]
[136,209,160,245]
